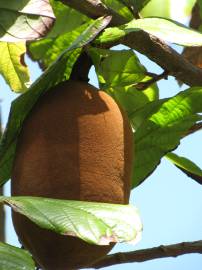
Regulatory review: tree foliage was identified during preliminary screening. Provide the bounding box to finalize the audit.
[0,0,202,269]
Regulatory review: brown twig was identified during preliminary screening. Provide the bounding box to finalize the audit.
[69,51,92,82]
[135,70,169,90]
[92,240,202,269]
[60,0,202,87]
[183,122,202,137]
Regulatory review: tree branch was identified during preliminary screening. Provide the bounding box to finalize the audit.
[135,70,169,90]
[61,0,202,86]
[60,0,126,25]
[184,122,202,137]
[92,240,202,269]
[121,33,202,86]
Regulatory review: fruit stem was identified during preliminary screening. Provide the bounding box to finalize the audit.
[70,51,92,82]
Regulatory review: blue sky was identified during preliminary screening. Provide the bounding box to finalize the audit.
[1,45,202,270]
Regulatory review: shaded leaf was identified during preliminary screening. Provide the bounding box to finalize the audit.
[0,0,55,42]
[122,0,151,12]
[132,87,202,187]
[0,42,30,93]
[97,17,202,46]
[166,152,202,185]
[0,196,142,245]
[0,242,35,270]
[196,0,202,18]
[0,16,112,186]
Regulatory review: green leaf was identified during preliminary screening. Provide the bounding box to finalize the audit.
[89,48,146,88]
[96,25,126,44]
[198,0,202,17]
[88,48,159,116]
[108,82,159,118]
[166,152,202,185]
[102,0,133,21]
[127,18,202,46]
[0,42,30,92]
[0,242,35,270]
[0,196,142,245]
[132,87,202,187]
[0,16,111,186]
[28,22,91,69]
[0,0,55,42]
[141,0,196,21]
[122,0,151,12]
[98,17,202,46]
[48,0,89,37]
[129,98,166,130]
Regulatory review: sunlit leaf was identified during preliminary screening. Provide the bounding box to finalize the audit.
[129,98,166,130]
[0,42,30,92]
[0,196,142,245]
[102,0,133,21]
[141,0,196,23]
[166,152,202,185]
[0,0,55,42]
[89,48,146,87]
[88,48,159,116]
[98,17,202,46]
[0,16,112,186]
[28,22,91,69]
[132,87,202,187]
[127,18,202,46]
[48,0,89,37]
[0,242,35,270]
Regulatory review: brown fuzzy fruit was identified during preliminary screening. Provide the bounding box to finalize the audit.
[11,80,133,270]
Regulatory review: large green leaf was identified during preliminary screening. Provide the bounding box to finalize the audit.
[0,42,30,93]
[0,242,35,270]
[28,22,91,69]
[88,48,159,116]
[132,87,202,187]
[166,152,202,185]
[48,0,89,37]
[89,48,146,88]
[28,0,91,69]
[97,17,202,46]
[0,196,142,245]
[141,0,196,21]
[108,82,159,118]
[129,98,167,130]
[0,16,111,186]
[0,0,55,42]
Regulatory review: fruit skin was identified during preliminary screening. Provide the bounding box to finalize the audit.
[11,80,133,270]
